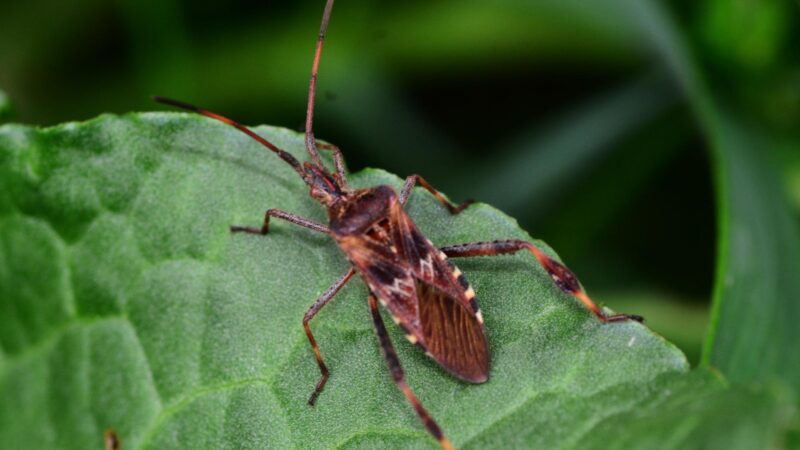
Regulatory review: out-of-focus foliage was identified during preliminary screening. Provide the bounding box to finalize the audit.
[0,90,13,122]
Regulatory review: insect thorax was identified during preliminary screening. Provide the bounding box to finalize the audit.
[329,185,396,236]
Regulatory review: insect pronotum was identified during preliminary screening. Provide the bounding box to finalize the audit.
[155,1,643,448]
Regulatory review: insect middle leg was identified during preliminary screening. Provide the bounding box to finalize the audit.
[230,209,329,235]
[368,294,454,450]
[440,240,643,323]
[399,175,473,214]
[304,268,355,406]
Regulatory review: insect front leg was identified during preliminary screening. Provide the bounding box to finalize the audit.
[367,294,454,450]
[399,175,473,214]
[230,209,330,235]
[316,142,348,188]
[304,268,355,406]
[441,240,643,323]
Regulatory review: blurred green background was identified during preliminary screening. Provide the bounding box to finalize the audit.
[1,0,798,365]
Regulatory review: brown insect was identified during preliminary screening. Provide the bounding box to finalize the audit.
[155,1,642,448]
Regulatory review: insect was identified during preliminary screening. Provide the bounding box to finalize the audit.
[155,1,642,448]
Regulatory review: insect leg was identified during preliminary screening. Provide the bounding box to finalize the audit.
[304,268,355,406]
[316,142,348,188]
[399,175,473,214]
[230,209,330,235]
[368,294,454,450]
[441,240,643,323]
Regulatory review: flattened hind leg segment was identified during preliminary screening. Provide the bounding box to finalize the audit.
[440,240,643,323]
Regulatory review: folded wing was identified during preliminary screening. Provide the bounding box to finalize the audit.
[417,279,489,382]
[338,197,490,383]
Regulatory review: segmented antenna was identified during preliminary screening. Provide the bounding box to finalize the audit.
[304,0,335,168]
[152,96,305,178]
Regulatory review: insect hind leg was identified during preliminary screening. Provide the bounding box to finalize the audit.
[440,240,643,323]
[230,208,329,235]
[399,175,473,215]
[368,294,454,450]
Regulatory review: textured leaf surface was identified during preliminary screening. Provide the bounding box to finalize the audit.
[0,114,789,449]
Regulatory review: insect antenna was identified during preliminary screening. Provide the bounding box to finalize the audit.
[303,0,335,169]
[152,96,306,179]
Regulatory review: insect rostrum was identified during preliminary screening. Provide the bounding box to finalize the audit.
[155,0,642,448]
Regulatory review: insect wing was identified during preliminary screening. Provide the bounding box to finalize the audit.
[416,280,489,382]
[338,201,490,384]
[392,205,489,383]
[338,224,423,326]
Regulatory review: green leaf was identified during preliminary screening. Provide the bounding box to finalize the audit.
[625,0,800,399]
[0,114,791,448]
[607,290,709,365]
[703,115,800,391]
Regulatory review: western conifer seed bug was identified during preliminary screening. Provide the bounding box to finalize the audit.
[155,1,643,448]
